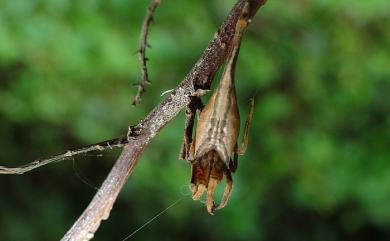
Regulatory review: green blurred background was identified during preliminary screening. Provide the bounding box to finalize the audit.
[0,0,389,240]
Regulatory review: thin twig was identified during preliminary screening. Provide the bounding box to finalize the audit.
[0,136,129,175]
[132,0,162,106]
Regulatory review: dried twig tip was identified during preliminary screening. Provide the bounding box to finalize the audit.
[132,0,162,106]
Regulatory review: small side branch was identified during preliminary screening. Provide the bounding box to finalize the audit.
[132,0,162,106]
[0,136,128,175]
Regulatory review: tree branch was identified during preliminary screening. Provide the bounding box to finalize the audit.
[1,0,268,240]
[133,0,162,106]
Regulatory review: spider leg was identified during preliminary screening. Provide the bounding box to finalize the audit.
[179,96,203,160]
[205,158,225,214]
[236,98,254,155]
[229,149,238,172]
[215,168,233,211]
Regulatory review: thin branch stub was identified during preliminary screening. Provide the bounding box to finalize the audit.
[132,0,162,106]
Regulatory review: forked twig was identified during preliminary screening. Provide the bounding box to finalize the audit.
[133,0,162,106]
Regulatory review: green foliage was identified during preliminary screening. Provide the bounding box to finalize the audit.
[0,1,389,240]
